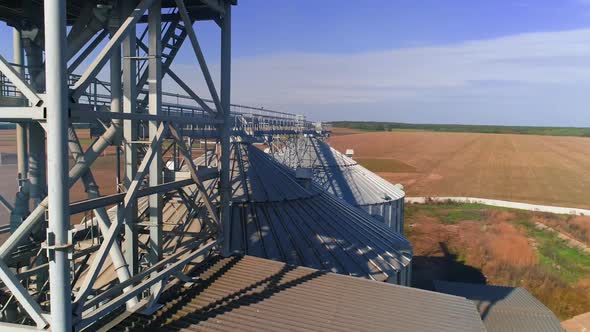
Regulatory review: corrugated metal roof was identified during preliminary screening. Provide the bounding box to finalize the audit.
[112,255,486,332]
[434,281,563,332]
[272,136,405,206]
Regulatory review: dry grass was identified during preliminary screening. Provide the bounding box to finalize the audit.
[406,203,590,320]
[533,213,590,245]
[329,130,590,209]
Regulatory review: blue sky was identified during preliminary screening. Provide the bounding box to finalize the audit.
[3,1,590,126]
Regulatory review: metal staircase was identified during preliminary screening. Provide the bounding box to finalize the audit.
[137,8,188,109]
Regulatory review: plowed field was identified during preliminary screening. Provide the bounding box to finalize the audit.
[329,130,590,209]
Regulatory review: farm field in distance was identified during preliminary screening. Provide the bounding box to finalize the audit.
[406,202,590,320]
[329,129,590,209]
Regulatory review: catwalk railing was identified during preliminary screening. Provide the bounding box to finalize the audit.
[0,69,330,138]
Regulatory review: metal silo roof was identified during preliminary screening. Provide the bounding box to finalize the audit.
[109,255,486,332]
[272,136,405,206]
[435,281,563,332]
[188,144,412,282]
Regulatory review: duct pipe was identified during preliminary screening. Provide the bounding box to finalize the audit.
[67,128,137,307]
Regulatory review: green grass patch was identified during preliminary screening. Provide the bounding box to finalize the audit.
[442,209,485,224]
[406,202,487,224]
[518,220,590,284]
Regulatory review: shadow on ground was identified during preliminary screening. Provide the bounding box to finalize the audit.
[412,242,487,290]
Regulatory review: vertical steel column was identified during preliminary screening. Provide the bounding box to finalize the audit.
[110,12,123,144]
[220,2,232,255]
[148,0,163,263]
[44,0,72,330]
[11,28,29,231]
[122,1,139,275]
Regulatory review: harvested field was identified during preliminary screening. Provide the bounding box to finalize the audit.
[406,202,590,320]
[353,158,417,173]
[329,127,365,136]
[329,129,590,209]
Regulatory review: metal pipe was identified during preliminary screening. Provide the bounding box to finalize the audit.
[23,35,47,228]
[14,28,27,174]
[219,3,231,255]
[11,28,29,232]
[67,128,137,308]
[44,0,72,330]
[26,35,47,212]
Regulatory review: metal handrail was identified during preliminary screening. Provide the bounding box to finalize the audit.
[0,65,331,134]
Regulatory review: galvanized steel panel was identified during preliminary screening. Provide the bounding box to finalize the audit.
[112,255,486,332]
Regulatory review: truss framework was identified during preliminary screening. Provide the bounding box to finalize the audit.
[0,1,330,330]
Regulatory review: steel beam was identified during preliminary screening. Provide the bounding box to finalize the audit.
[67,29,108,74]
[0,259,47,328]
[69,106,221,125]
[122,0,139,275]
[219,2,232,255]
[148,0,164,265]
[164,67,216,114]
[0,54,42,107]
[0,118,125,261]
[169,125,219,225]
[69,176,222,214]
[110,26,123,145]
[136,37,215,115]
[65,2,110,62]
[78,240,215,329]
[175,0,222,114]
[71,0,156,99]
[44,0,72,330]
[73,123,167,311]
[198,0,226,15]
[67,127,137,308]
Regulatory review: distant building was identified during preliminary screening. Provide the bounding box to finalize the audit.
[345,148,354,157]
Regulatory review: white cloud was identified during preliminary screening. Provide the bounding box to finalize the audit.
[170,28,590,126]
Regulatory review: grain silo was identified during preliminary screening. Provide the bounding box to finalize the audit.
[190,143,413,285]
[272,136,406,233]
